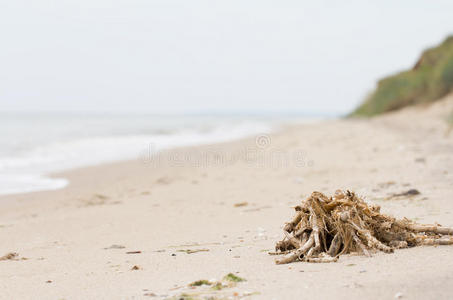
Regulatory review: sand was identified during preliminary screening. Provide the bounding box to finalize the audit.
[1,95,453,299]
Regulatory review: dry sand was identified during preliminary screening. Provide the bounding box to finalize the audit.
[1,95,453,299]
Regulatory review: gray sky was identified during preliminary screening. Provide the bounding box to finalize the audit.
[1,1,453,115]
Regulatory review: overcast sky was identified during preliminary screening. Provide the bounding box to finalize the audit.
[1,1,453,115]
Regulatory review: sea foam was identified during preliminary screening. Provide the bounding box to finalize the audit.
[0,114,280,195]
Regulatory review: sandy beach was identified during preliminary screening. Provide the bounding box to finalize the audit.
[1,95,453,300]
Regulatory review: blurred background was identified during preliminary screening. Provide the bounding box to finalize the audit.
[1,0,453,194]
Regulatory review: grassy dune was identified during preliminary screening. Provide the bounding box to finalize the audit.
[353,36,453,116]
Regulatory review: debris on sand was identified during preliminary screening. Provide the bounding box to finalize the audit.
[104,244,126,250]
[143,292,157,297]
[131,265,141,271]
[223,273,245,283]
[389,189,421,198]
[0,252,18,261]
[272,190,453,264]
[382,189,422,200]
[94,193,109,200]
[171,273,247,299]
[189,280,212,287]
[378,181,396,189]
[155,177,172,185]
[234,202,248,207]
[177,249,209,254]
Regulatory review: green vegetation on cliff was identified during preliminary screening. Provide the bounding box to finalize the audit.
[353,36,453,116]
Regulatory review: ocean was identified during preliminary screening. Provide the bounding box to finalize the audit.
[0,112,315,196]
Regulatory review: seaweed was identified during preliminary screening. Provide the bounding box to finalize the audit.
[223,273,245,283]
[189,280,212,287]
[0,252,18,261]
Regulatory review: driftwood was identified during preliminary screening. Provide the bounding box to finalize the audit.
[273,190,453,264]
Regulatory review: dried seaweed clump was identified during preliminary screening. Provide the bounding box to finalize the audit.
[273,190,453,264]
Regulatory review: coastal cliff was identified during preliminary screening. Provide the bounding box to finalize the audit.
[353,36,453,116]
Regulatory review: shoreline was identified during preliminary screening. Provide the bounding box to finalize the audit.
[1,115,327,198]
[0,116,329,199]
[1,96,453,299]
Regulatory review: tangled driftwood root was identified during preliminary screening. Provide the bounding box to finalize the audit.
[272,190,453,264]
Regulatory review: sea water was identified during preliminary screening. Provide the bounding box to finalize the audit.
[0,112,312,195]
